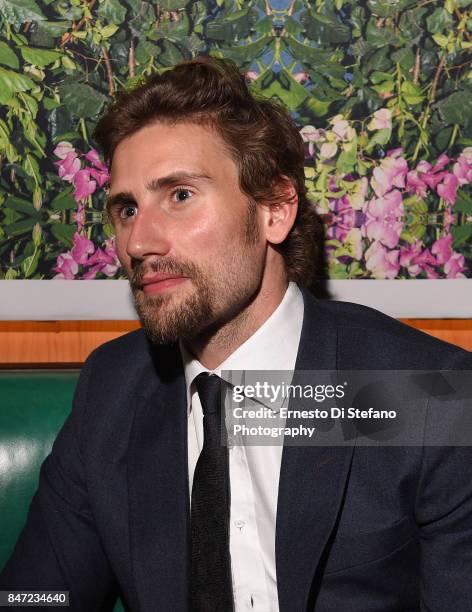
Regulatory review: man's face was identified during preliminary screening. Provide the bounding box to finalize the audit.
[108,120,267,344]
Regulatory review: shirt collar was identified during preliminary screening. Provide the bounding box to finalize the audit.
[179,281,304,414]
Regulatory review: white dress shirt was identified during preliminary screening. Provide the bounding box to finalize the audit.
[179,281,304,612]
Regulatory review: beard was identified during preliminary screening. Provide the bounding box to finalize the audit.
[129,199,260,345]
[131,260,215,345]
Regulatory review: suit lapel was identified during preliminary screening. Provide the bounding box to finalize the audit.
[127,343,191,612]
[276,289,355,612]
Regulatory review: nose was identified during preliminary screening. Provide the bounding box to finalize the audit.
[125,204,172,262]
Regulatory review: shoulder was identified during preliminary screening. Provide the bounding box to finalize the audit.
[81,327,180,382]
[306,292,471,369]
[85,328,150,366]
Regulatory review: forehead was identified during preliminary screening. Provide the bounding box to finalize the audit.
[109,121,236,187]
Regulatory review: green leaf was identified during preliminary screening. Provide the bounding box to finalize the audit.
[204,7,256,41]
[160,0,188,8]
[366,127,392,149]
[22,153,41,184]
[0,0,46,27]
[329,262,349,279]
[284,37,332,65]
[70,30,88,40]
[367,0,416,17]
[432,33,449,48]
[426,7,453,34]
[100,24,119,39]
[97,0,127,23]
[0,66,34,103]
[401,80,424,105]
[4,218,36,237]
[157,39,186,66]
[454,191,472,214]
[452,224,472,248]
[213,36,268,63]
[301,8,351,44]
[20,46,62,67]
[365,19,394,47]
[437,90,472,124]
[58,82,108,119]
[50,188,76,211]
[4,196,36,214]
[43,95,60,110]
[22,247,40,278]
[0,41,19,69]
[50,223,75,247]
[20,91,38,117]
[370,71,394,84]
[372,80,395,94]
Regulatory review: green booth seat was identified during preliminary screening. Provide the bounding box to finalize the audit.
[0,370,126,611]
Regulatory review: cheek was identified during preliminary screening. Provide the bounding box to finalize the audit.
[113,231,131,267]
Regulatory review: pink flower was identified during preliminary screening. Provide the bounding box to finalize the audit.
[406,170,428,198]
[365,241,400,279]
[82,264,103,280]
[320,142,337,159]
[300,126,325,157]
[399,240,424,277]
[371,155,408,197]
[406,154,452,197]
[431,234,453,265]
[53,141,76,160]
[55,151,81,183]
[104,235,118,256]
[244,71,259,83]
[431,234,468,278]
[399,240,438,277]
[444,252,467,278]
[330,116,350,140]
[71,232,95,264]
[52,252,79,279]
[73,202,86,231]
[432,153,450,172]
[84,148,106,170]
[453,152,472,186]
[293,71,309,84]
[362,189,404,249]
[443,206,456,232]
[367,108,392,131]
[85,246,119,277]
[327,195,364,242]
[73,169,97,201]
[89,167,109,188]
[85,149,110,187]
[437,173,459,205]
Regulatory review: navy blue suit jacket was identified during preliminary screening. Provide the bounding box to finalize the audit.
[2,287,472,611]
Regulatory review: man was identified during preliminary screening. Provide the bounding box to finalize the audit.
[1,56,472,611]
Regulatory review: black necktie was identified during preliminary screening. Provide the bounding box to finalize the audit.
[191,372,234,612]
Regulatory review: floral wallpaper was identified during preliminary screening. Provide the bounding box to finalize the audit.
[1,0,471,280]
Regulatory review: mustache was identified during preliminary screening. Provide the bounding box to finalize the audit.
[129,258,198,289]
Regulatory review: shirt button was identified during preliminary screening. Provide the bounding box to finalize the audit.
[234,519,245,530]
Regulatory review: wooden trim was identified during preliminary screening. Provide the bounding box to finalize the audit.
[401,319,472,352]
[0,319,470,365]
[0,321,141,365]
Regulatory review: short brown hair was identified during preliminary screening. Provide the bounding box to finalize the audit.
[93,55,325,291]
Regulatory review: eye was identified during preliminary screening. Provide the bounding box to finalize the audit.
[170,187,193,203]
[119,205,137,220]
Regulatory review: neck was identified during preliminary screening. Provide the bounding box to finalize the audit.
[184,275,289,370]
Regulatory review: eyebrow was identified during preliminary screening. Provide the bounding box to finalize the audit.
[106,171,212,216]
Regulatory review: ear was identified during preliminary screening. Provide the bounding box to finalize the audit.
[259,175,298,244]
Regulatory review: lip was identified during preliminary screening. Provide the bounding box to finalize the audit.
[140,274,189,294]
